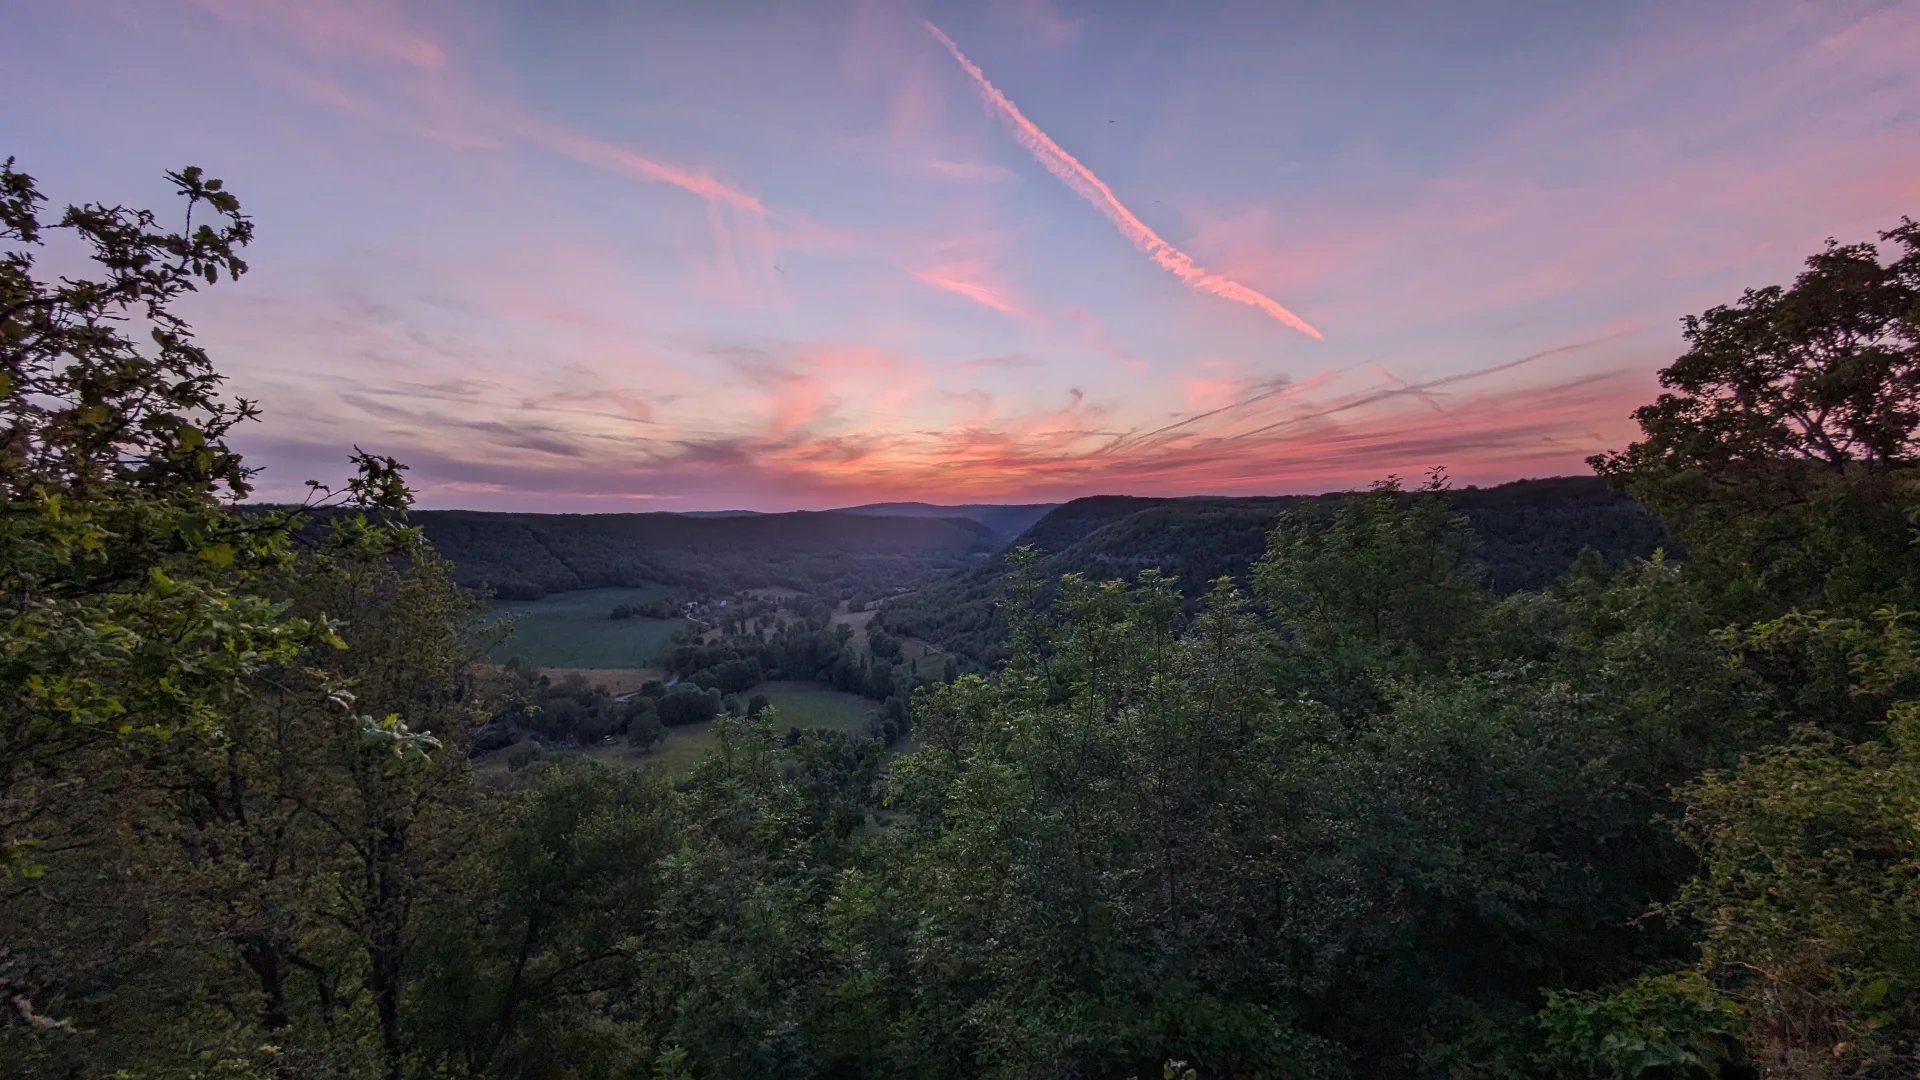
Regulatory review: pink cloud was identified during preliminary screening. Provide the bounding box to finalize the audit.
[148,0,1919,513]
[190,0,445,70]
[915,272,1026,316]
[1182,359,1254,412]
[914,157,1021,183]
[989,0,1085,46]
[912,257,1035,318]
[1057,307,1149,372]
[188,0,785,308]
[1173,2,1920,338]
[518,123,763,212]
[244,344,1649,509]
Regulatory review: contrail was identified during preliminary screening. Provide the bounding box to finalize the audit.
[924,21,1322,340]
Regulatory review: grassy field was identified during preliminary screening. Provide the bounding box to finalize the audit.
[640,722,720,772]
[474,734,709,780]
[755,680,877,732]
[832,607,961,679]
[831,607,877,636]
[490,587,686,669]
[477,685,894,782]
[602,684,882,776]
[892,639,958,681]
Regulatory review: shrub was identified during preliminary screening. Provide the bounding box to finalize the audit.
[504,740,544,772]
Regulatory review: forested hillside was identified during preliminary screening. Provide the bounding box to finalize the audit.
[832,500,1058,538]
[9,163,1920,1080]
[412,508,997,599]
[879,475,1670,665]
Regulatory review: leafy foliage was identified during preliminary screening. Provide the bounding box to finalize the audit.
[1538,972,1748,1079]
[0,159,407,880]
[1597,221,1920,478]
[879,477,1669,667]
[8,164,1920,1080]
[1593,220,1920,616]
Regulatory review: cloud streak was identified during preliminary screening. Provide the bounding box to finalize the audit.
[519,124,764,212]
[186,0,788,309]
[915,270,1029,316]
[233,305,1641,510]
[924,20,1323,340]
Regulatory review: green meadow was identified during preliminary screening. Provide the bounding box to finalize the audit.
[629,682,877,777]
[752,680,877,732]
[489,586,686,669]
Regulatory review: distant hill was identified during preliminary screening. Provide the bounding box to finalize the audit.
[413,510,997,600]
[832,502,1059,538]
[875,477,1674,666]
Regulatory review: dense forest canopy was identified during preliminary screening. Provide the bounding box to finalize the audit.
[407,508,998,600]
[879,475,1672,667]
[832,502,1059,538]
[6,160,1920,1080]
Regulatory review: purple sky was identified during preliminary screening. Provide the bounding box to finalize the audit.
[8,0,1919,509]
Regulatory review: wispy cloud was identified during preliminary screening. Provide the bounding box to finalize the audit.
[960,354,1043,371]
[915,269,1030,316]
[232,295,1644,510]
[924,20,1323,339]
[189,0,445,70]
[518,123,763,212]
[187,0,794,309]
[989,0,1085,46]
[915,157,1021,183]
[57,0,1911,512]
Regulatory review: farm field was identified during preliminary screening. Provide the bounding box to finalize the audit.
[894,637,959,681]
[755,680,877,732]
[636,699,901,775]
[474,733,711,779]
[830,607,876,638]
[490,586,685,668]
[477,697,880,781]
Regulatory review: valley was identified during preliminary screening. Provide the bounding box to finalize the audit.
[468,478,1670,778]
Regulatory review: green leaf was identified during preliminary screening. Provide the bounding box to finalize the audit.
[1860,977,1891,1006]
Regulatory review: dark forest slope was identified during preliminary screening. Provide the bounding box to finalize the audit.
[877,477,1672,665]
[832,501,1058,538]
[414,510,997,600]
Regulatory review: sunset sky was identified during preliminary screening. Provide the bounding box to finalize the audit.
[8,0,1919,510]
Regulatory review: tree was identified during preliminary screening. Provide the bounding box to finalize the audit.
[657,686,720,727]
[410,763,679,1076]
[884,570,1354,1076]
[867,628,902,659]
[0,159,408,879]
[1592,218,1920,614]
[3,514,486,1078]
[1542,219,1920,1075]
[1541,609,1920,1078]
[1253,471,1485,716]
[0,159,473,1078]
[1676,611,1919,1074]
[628,697,665,750]
[1598,219,1920,479]
[1256,470,1483,654]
